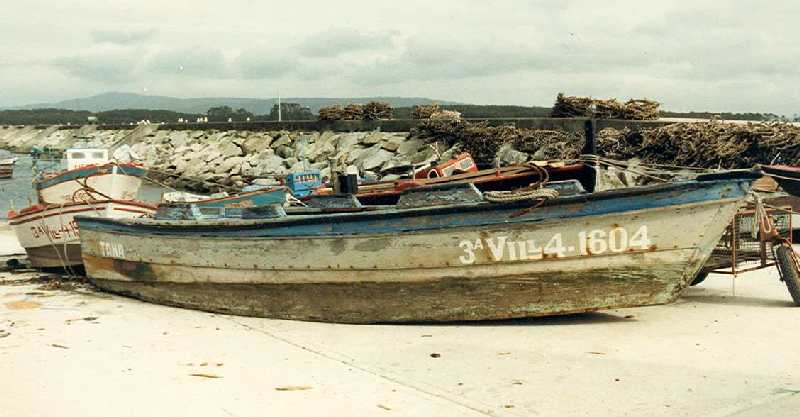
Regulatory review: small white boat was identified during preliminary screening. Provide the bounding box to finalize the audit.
[34,144,147,205]
[0,150,16,179]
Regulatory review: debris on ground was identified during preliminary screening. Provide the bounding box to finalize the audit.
[4,300,41,310]
[65,317,99,324]
[275,385,312,391]
[189,373,222,379]
[51,343,69,349]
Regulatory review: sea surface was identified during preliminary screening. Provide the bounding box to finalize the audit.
[0,154,166,220]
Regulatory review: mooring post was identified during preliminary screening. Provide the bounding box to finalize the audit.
[582,118,597,192]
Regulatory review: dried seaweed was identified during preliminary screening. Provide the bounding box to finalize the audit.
[318,105,344,121]
[362,101,393,120]
[597,121,800,168]
[411,104,441,119]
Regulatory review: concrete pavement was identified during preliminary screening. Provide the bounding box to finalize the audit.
[1,222,799,417]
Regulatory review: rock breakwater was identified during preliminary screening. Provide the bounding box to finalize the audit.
[0,124,576,192]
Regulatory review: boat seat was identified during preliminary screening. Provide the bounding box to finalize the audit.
[397,183,483,208]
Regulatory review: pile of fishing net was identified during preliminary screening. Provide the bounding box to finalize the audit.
[429,110,462,120]
[362,101,393,120]
[551,94,660,120]
[318,102,393,121]
[513,129,584,160]
[318,105,345,121]
[411,104,441,119]
[342,104,364,120]
[412,119,582,167]
[551,94,594,118]
[597,121,800,168]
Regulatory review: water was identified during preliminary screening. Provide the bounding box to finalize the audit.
[0,154,168,220]
[0,155,37,218]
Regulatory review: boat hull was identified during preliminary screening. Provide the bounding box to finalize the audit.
[35,164,146,205]
[77,177,752,323]
[9,200,156,268]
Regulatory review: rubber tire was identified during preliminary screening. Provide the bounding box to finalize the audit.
[773,242,800,306]
[690,271,708,286]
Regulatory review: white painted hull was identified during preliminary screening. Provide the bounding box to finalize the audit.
[9,201,155,268]
[37,166,144,205]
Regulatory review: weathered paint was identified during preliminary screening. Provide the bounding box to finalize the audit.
[155,188,289,220]
[77,176,754,323]
[35,163,146,204]
[9,200,156,268]
[762,165,800,197]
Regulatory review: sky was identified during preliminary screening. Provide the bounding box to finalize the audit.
[1,0,798,114]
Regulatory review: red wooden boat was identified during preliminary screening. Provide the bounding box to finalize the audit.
[315,161,593,205]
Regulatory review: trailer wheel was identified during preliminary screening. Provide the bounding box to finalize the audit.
[690,271,708,286]
[773,242,800,306]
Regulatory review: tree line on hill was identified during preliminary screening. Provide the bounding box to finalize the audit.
[0,104,792,125]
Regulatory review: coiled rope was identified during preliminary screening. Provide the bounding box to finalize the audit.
[484,187,559,202]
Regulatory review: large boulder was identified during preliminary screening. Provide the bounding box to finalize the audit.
[498,145,529,165]
[242,134,273,154]
[360,131,386,145]
[356,145,395,171]
[397,138,425,155]
[217,141,243,158]
[214,156,247,174]
[276,145,294,159]
[271,134,292,149]
[168,131,190,148]
[253,154,288,176]
[337,133,362,151]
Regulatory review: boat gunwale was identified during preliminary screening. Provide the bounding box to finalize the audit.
[75,180,751,239]
[34,162,146,190]
[9,199,157,223]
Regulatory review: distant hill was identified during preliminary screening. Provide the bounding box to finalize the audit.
[11,92,463,114]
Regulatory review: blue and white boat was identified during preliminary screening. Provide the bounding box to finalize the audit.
[34,144,147,204]
[75,171,757,323]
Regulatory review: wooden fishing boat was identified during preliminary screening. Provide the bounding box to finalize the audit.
[156,187,290,220]
[76,171,756,323]
[34,145,147,204]
[8,200,156,268]
[761,165,800,197]
[312,162,593,205]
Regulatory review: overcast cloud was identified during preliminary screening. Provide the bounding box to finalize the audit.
[1,0,798,114]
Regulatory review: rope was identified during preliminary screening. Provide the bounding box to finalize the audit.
[484,187,559,203]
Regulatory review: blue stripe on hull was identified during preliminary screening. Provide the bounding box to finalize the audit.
[76,178,752,238]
